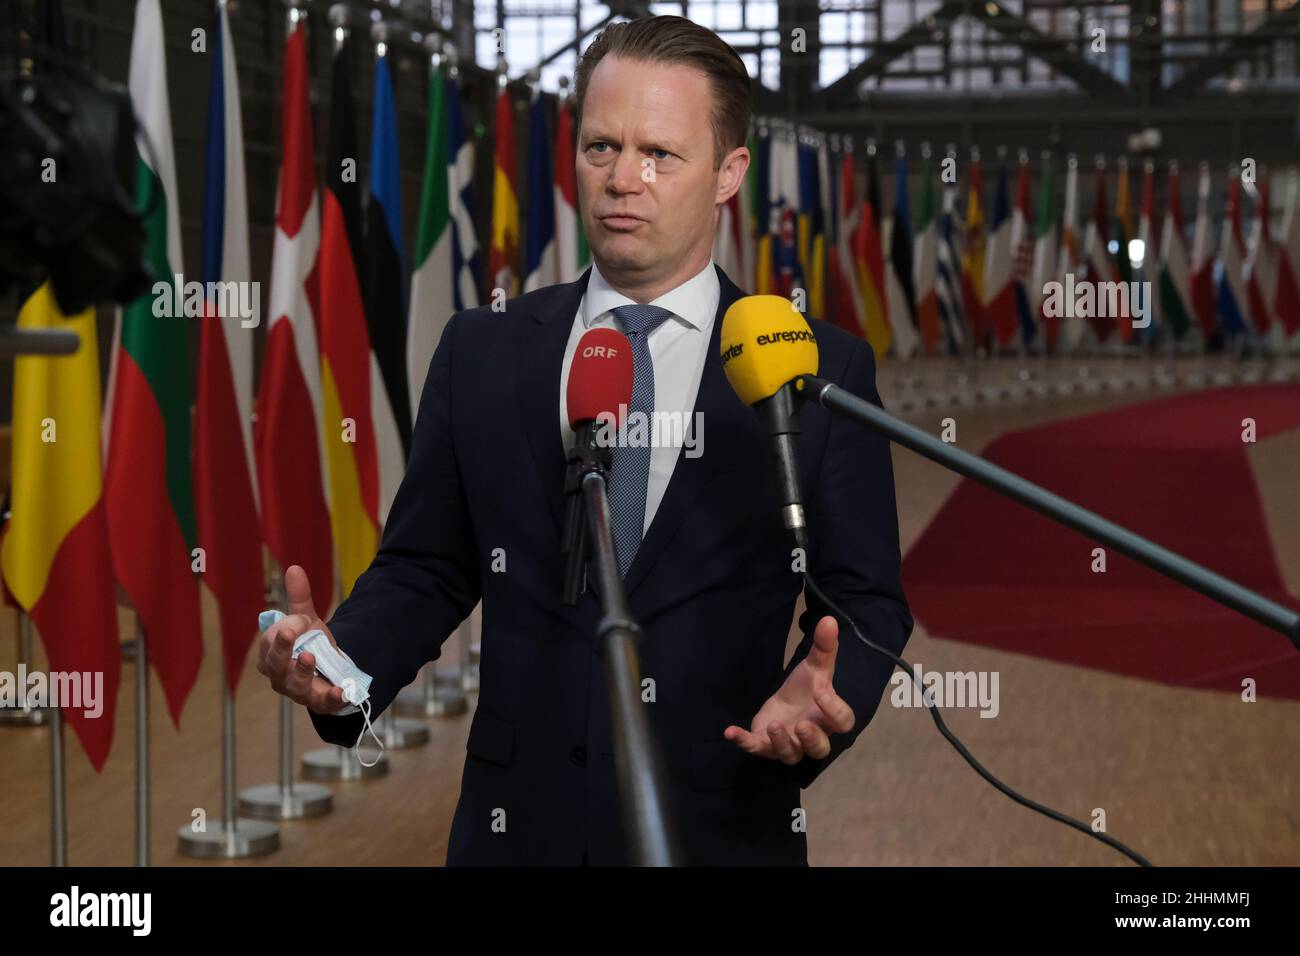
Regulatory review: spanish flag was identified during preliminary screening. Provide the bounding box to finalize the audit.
[489,77,520,298]
[2,285,120,770]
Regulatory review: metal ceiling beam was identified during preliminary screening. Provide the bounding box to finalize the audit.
[973,1,1130,99]
[821,0,970,108]
[1163,4,1300,98]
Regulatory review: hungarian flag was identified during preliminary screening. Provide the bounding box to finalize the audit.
[1217,172,1252,338]
[1245,172,1278,338]
[912,148,942,353]
[366,51,412,466]
[829,141,866,339]
[1031,153,1059,350]
[1010,155,1038,347]
[555,90,590,282]
[319,33,387,597]
[960,154,986,349]
[255,17,333,613]
[195,0,262,693]
[489,78,520,298]
[885,150,919,359]
[1158,162,1195,342]
[523,91,558,292]
[1189,163,1219,340]
[1275,169,1300,336]
[103,0,201,724]
[854,146,891,357]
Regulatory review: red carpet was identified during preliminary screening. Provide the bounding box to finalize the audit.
[901,385,1300,697]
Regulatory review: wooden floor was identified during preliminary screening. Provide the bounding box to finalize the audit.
[2,357,1298,866]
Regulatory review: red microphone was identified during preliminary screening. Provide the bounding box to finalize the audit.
[566,327,633,430]
[563,327,633,604]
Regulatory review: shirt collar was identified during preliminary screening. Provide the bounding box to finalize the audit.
[581,259,720,332]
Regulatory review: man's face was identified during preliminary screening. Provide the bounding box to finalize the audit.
[576,55,746,288]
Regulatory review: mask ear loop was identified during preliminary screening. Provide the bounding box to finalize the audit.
[353,698,385,768]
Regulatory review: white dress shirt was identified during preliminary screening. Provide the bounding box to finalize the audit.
[558,259,720,534]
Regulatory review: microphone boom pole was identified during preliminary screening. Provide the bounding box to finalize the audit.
[795,374,1300,648]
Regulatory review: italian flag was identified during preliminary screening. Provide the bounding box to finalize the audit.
[103,0,201,725]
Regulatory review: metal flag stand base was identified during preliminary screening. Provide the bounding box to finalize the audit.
[395,614,477,717]
[395,673,467,717]
[239,694,335,819]
[179,682,280,859]
[377,710,429,748]
[301,744,389,780]
[1,612,49,725]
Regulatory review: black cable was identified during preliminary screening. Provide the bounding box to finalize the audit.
[801,570,1154,868]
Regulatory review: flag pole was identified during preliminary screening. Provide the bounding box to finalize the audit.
[0,611,47,724]
[238,565,334,818]
[134,614,149,866]
[49,701,67,866]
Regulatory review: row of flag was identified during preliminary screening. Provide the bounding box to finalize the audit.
[7,2,1299,773]
[0,2,501,770]
[715,124,1300,358]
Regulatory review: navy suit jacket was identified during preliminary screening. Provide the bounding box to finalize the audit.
[310,264,912,865]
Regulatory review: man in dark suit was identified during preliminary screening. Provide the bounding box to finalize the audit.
[256,15,911,865]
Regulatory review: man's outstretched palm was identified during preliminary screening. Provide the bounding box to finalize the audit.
[723,615,855,764]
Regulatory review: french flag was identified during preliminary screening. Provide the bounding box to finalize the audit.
[983,158,1018,348]
[196,0,264,691]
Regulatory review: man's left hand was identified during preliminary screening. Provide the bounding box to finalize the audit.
[723,615,856,765]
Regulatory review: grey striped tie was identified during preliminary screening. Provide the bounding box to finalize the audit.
[607,304,675,577]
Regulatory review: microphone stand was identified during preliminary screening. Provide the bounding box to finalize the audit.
[562,422,681,865]
[793,374,1300,648]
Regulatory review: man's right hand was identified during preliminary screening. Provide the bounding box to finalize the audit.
[256,565,349,716]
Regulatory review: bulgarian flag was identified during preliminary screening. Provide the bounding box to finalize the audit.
[555,89,590,282]
[255,15,333,613]
[1158,162,1195,342]
[3,285,120,769]
[489,74,520,298]
[195,0,262,693]
[855,146,891,358]
[912,147,942,352]
[103,0,201,724]
[319,31,383,597]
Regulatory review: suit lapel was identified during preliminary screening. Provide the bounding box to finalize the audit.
[622,266,745,599]
[513,268,593,539]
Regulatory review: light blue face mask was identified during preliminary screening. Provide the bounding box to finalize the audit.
[259,609,384,767]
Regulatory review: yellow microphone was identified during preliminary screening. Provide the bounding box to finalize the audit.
[719,295,819,404]
[719,295,818,546]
